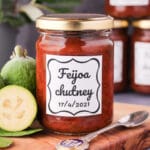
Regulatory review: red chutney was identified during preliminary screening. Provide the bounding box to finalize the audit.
[105,0,150,18]
[131,20,150,94]
[110,20,129,92]
[36,14,114,134]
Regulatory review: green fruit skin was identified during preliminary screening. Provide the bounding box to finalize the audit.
[0,75,5,89]
[1,57,35,95]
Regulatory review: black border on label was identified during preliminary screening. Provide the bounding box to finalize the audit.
[47,57,101,116]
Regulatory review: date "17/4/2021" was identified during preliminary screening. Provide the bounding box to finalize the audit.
[58,100,90,108]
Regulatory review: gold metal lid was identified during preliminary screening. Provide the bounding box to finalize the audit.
[132,19,150,29]
[36,13,113,31]
[113,20,128,28]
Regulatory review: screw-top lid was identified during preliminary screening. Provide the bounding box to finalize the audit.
[132,19,150,29]
[113,20,128,28]
[36,13,113,31]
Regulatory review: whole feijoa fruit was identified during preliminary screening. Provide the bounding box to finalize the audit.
[1,45,35,95]
[0,85,37,131]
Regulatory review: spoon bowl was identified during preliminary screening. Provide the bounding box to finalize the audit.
[56,111,149,150]
[118,111,149,127]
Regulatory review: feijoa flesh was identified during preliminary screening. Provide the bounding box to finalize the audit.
[0,85,37,131]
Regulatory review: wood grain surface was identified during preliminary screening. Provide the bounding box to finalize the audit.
[3,102,150,150]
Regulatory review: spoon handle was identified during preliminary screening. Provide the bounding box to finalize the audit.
[81,122,120,142]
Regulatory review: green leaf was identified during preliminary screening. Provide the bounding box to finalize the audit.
[35,0,81,13]
[0,128,43,137]
[0,0,24,26]
[2,14,26,27]
[0,0,82,26]
[0,137,13,148]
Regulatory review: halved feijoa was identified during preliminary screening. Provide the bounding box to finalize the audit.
[0,85,37,131]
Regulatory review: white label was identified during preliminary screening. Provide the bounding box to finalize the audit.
[114,41,123,83]
[46,55,102,117]
[135,42,150,85]
[110,0,149,6]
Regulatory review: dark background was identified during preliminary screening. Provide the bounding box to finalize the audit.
[16,0,105,57]
[16,0,150,107]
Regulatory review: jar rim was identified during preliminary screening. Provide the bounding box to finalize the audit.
[132,20,150,29]
[113,20,128,28]
[36,13,113,31]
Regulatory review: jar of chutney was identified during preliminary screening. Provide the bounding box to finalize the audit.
[36,14,114,134]
[105,0,150,18]
[131,19,150,94]
[110,20,128,92]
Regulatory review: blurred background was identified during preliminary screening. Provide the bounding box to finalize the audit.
[0,0,104,63]
[16,0,104,57]
[0,0,150,106]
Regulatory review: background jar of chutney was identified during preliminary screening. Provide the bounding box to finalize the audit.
[130,19,150,94]
[105,0,150,18]
[110,20,129,92]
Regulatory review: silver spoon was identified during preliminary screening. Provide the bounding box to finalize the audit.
[56,111,149,150]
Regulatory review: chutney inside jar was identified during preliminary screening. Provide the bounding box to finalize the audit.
[105,0,150,18]
[36,14,114,134]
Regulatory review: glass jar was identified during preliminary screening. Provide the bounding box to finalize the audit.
[131,19,150,94]
[110,20,128,92]
[36,14,114,134]
[105,0,150,18]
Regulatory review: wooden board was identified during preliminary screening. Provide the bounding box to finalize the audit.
[4,103,150,150]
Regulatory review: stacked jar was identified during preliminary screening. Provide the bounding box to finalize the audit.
[105,0,150,19]
[110,20,128,92]
[131,20,150,94]
[105,0,150,94]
